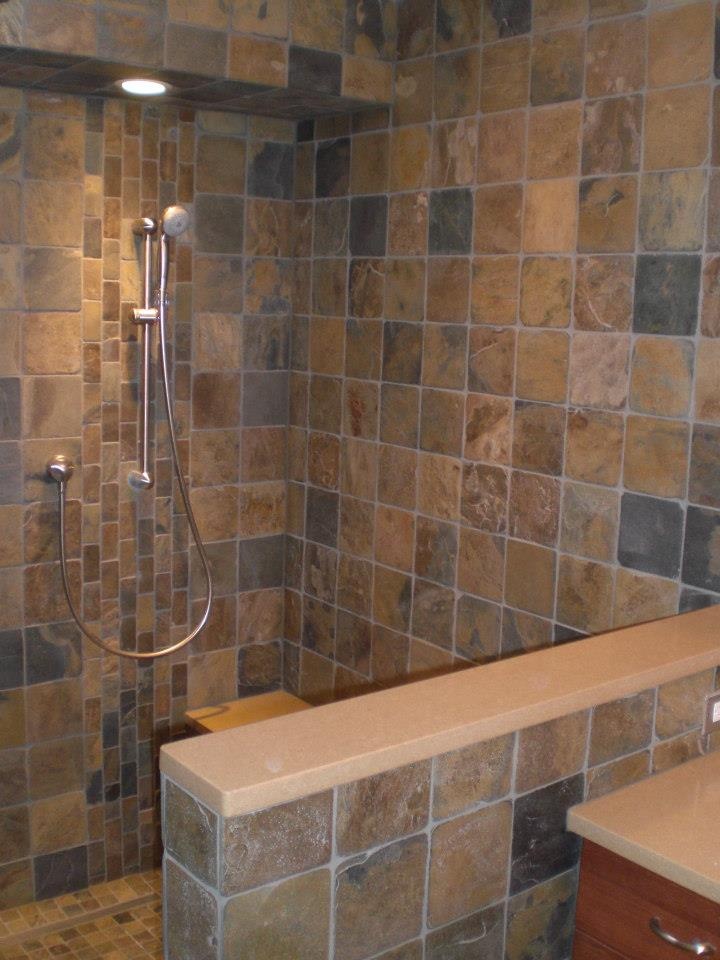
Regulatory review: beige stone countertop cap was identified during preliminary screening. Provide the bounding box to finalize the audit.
[568,749,720,904]
[161,606,720,817]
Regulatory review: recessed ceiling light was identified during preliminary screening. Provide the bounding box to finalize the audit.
[120,78,167,97]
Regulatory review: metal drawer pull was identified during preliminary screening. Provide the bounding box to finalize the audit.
[650,917,716,956]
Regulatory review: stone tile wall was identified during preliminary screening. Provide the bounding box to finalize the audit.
[0,87,292,906]
[0,0,393,115]
[285,0,720,702]
[163,665,719,960]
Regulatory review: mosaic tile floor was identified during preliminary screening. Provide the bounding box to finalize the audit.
[0,872,163,960]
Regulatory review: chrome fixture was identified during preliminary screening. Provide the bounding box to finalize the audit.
[649,917,715,956]
[47,205,214,661]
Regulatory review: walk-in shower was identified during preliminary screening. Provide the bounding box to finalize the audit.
[46,205,213,660]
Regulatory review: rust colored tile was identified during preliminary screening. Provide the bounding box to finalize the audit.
[569,332,630,410]
[426,258,470,322]
[335,836,426,960]
[648,1,713,88]
[613,569,679,629]
[527,102,581,180]
[476,111,525,184]
[590,690,657,768]
[582,96,642,176]
[471,257,519,326]
[524,179,577,253]
[560,482,619,562]
[574,255,633,331]
[520,257,572,328]
[428,803,511,927]
[417,452,461,521]
[464,394,513,464]
[531,28,584,105]
[505,539,556,617]
[578,175,637,253]
[336,762,430,855]
[481,38,530,113]
[586,16,645,97]
[565,410,624,486]
[623,415,689,499]
[515,711,588,793]
[457,527,505,601]
[474,184,522,254]
[644,85,710,171]
[461,462,508,533]
[512,401,565,476]
[433,735,513,819]
[516,330,569,403]
[630,337,694,418]
[388,192,428,257]
[389,127,431,191]
[508,472,561,546]
[557,555,614,633]
[467,327,515,395]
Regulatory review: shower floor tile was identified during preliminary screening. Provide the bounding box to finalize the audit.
[0,871,163,960]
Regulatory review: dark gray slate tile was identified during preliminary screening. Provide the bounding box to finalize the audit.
[633,254,701,335]
[306,486,339,547]
[426,903,504,959]
[195,194,244,254]
[0,629,22,689]
[382,321,422,385]
[34,845,88,900]
[350,195,388,257]
[248,141,294,200]
[24,622,81,685]
[490,0,531,37]
[164,780,218,886]
[618,492,684,578]
[242,371,288,426]
[680,586,720,613]
[315,138,350,198]
[397,0,434,59]
[314,199,349,256]
[429,189,473,255]
[238,535,285,591]
[689,424,720,509]
[289,46,342,96]
[0,378,20,440]
[510,774,584,895]
[0,441,21,503]
[682,504,720,592]
[165,857,219,960]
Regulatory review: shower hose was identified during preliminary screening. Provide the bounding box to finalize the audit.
[49,266,214,660]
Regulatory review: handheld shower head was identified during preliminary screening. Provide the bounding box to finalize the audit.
[160,204,190,238]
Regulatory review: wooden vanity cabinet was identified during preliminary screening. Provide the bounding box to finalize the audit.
[573,841,720,959]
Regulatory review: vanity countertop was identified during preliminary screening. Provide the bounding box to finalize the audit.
[568,749,720,904]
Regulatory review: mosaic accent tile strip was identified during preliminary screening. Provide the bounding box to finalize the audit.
[0,870,162,960]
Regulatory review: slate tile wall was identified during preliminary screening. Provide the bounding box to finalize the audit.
[0,87,292,907]
[286,0,720,702]
[163,665,719,960]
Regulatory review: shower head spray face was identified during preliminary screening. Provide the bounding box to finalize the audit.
[160,205,190,238]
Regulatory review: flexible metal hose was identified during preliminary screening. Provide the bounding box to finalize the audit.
[53,233,213,660]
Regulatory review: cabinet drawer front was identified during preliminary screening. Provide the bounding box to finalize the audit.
[573,931,627,960]
[576,845,720,960]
